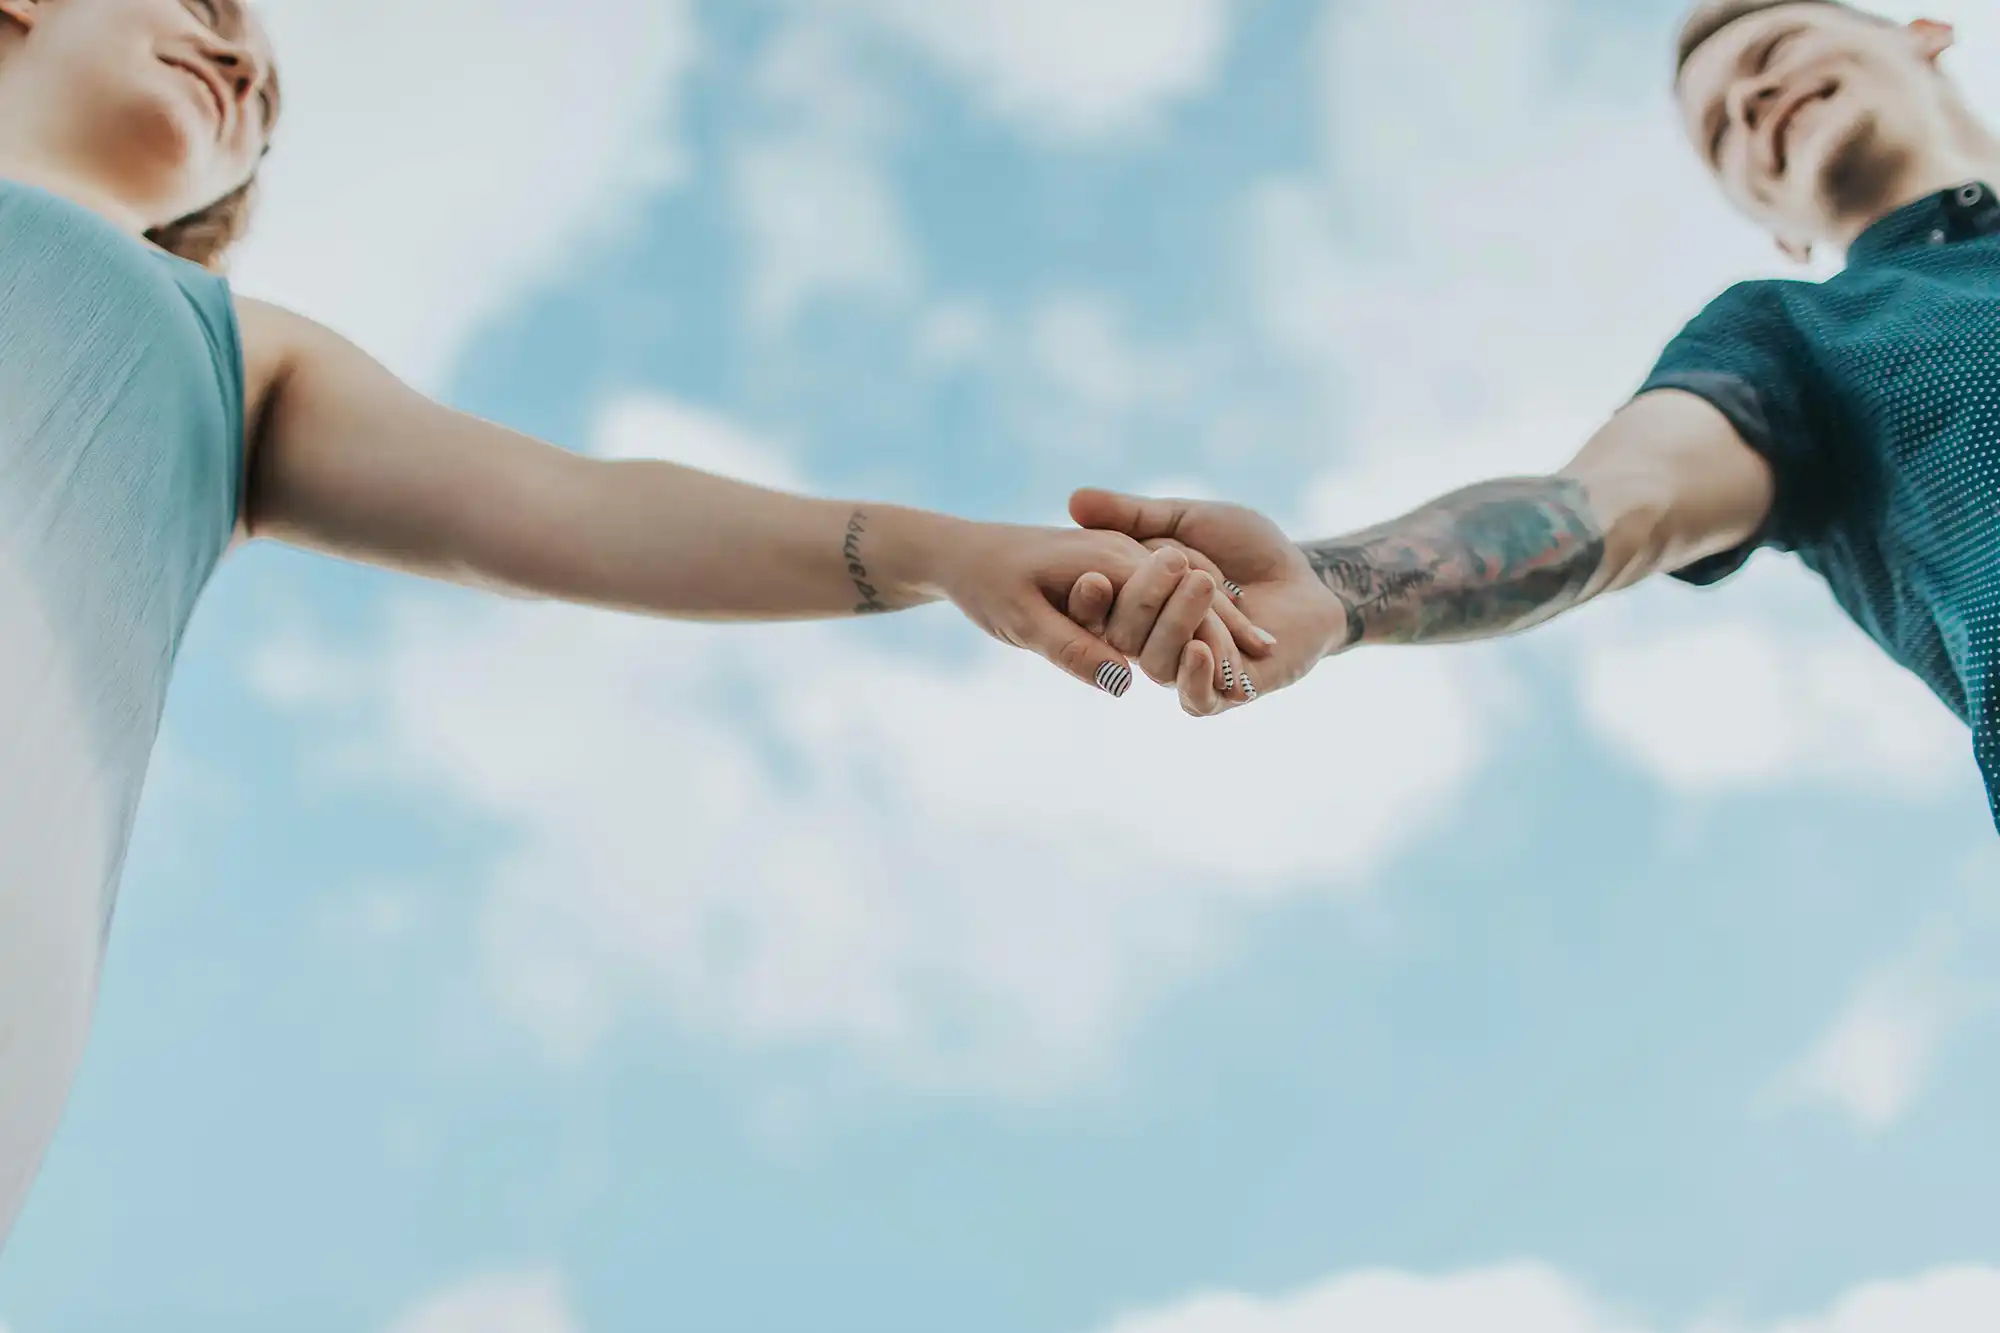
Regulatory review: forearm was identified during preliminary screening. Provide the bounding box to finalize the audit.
[483,457,966,621]
[1303,475,1611,648]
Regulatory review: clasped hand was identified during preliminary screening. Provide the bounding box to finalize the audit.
[936,488,1351,715]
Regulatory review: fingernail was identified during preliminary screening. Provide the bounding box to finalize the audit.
[1251,627,1277,647]
[1242,677,1260,701]
[1097,661,1133,698]
[1224,581,1245,600]
[1222,659,1236,692]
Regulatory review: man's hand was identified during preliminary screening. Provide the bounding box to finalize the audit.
[1066,489,1350,715]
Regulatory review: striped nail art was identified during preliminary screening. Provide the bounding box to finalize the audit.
[1097,661,1133,698]
[1222,659,1236,693]
[1224,581,1245,600]
[1241,676,1260,701]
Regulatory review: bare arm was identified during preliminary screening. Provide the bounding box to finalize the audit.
[1069,388,1780,713]
[234,299,1189,693]
[1303,389,1776,648]
[240,300,977,618]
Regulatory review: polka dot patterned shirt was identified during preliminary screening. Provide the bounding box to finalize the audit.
[1640,182,2000,828]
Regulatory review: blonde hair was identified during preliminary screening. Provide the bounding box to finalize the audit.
[144,175,257,271]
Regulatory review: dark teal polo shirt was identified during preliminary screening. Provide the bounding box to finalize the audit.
[1639,181,2000,828]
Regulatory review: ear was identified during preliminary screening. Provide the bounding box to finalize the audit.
[0,0,42,31]
[1776,236,1813,265]
[1910,19,1956,65]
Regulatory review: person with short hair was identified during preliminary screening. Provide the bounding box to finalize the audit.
[1079,3,2000,840]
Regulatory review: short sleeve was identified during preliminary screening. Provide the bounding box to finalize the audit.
[1635,280,1830,586]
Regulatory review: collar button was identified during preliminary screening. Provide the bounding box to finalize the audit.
[1956,183,1986,209]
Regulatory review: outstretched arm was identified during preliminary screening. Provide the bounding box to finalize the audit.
[1071,388,1778,713]
[235,298,1255,695]
[1303,390,1774,647]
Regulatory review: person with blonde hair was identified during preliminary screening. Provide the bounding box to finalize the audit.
[0,0,1273,1246]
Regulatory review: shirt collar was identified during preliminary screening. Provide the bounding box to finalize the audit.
[1848,181,2000,267]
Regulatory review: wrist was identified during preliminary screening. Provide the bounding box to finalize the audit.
[1300,565,1361,663]
[855,505,974,608]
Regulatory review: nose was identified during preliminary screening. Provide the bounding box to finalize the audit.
[1730,77,1784,132]
[207,45,269,107]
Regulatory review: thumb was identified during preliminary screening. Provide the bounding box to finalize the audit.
[1021,596,1135,698]
[1069,488,1191,544]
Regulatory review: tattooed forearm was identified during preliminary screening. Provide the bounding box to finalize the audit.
[842,510,892,615]
[1303,477,1606,648]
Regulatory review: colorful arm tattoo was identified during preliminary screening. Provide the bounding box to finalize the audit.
[1303,477,1607,648]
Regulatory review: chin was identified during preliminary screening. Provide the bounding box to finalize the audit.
[1814,114,1915,222]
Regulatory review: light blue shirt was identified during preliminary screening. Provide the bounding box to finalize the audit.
[0,176,245,1239]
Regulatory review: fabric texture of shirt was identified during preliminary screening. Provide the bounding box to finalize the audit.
[0,178,244,1245]
[1639,181,2000,829]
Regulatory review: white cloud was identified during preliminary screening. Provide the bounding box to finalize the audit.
[841,0,1234,143]
[1766,855,2000,1130]
[232,0,696,390]
[1096,1265,2000,1333]
[1776,971,1955,1131]
[254,398,1490,1093]
[383,1270,578,1333]
[1571,581,1967,799]
[733,23,918,332]
[1031,295,1194,423]
[590,396,804,491]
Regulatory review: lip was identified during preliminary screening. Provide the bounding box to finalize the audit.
[163,56,229,134]
[1767,80,1835,179]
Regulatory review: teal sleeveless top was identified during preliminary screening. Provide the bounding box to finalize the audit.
[0,177,245,1242]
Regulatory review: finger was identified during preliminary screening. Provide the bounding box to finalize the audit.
[1066,572,1116,636]
[1140,539,1274,657]
[1169,544,1277,658]
[1177,640,1224,717]
[1103,546,1192,657]
[1138,569,1218,686]
[1193,610,1243,700]
[1018,596,1137,699]
[1070,489,1193,544]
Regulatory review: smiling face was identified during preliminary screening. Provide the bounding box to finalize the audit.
[0,0,280,230]
[1677,3,1958,251]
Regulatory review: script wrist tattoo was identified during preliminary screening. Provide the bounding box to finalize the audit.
[842,509,892,615]
[1302,477,1606,648]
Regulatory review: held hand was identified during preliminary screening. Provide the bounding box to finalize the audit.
[1066,489,1351,715]
[926,520,1267,699]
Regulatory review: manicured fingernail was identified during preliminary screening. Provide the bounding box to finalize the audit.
[1222,659,1236,692]
[1251,627,1277,647]
[1224,581,1245,600]
[1097,661,1133,698]
[1242,677,1259,701]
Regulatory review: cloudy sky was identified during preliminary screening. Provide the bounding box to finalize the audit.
[5,0,2000,1329]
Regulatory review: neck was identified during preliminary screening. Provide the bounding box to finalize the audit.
[1829,120,2000,250]
[0,144,152,237]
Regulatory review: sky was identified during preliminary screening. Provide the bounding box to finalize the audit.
[4,0,2000,1329]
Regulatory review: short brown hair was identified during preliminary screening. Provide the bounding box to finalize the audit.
[144,176,258,272]
[1676,0,1876,76]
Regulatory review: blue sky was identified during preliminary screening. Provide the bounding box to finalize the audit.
[5,0,2000,1329]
